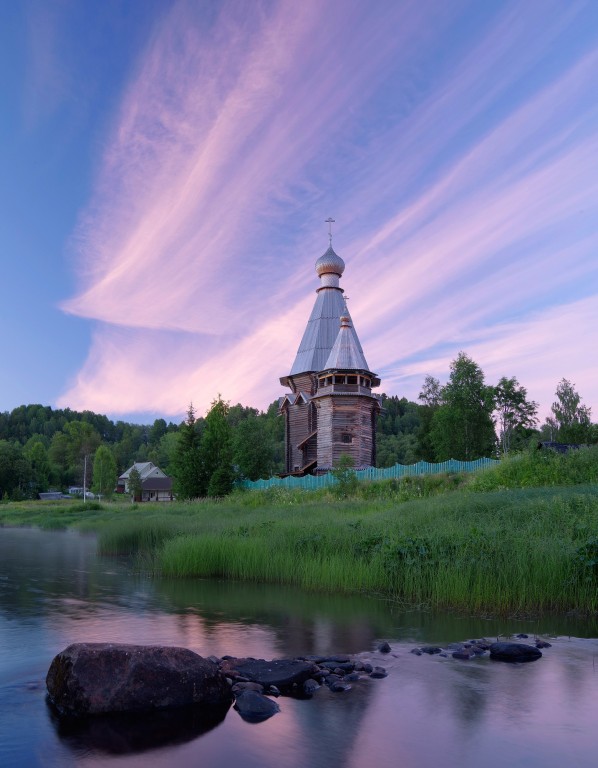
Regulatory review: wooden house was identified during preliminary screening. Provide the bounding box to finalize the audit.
[117,462,173,501]
[279,242,381,475]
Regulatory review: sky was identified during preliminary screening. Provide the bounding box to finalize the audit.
[1,0,597,426]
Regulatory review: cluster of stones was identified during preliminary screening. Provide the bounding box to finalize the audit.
[46,636,550,725]
[409,634,550,662]
[45,643,388,724]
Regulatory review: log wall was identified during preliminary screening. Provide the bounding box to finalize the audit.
[282,373,318,473]
[315,394,380,469]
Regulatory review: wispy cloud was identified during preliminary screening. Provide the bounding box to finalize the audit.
[58,0,598,421]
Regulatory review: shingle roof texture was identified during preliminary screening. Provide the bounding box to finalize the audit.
[141,477,173,491]
[323,316,370,371]
[289,287,367,375]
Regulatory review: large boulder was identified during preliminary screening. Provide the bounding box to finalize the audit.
[489,642,542,662]
[46,643,233,716]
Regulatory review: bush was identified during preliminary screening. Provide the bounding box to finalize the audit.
[331,455,359,498]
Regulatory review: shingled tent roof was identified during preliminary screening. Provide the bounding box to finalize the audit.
[322,310,370,371]
[287,245,366,376]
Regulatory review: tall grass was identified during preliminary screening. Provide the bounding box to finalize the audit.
[1,446,597,614]
[98,517,198,555]
[154,485,598,613]
[468,444,598,490]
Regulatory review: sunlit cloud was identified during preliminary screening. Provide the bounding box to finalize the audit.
[390,296,598,422]
[57,0,598,421]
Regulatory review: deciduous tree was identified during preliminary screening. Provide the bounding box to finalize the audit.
[201,396,234,496]
[128,466,143,502]
[92,445,117,498]
[0,440,30,499]
[494,376,538,455]
[429,353,496,461]
[24,440,50,494]
[233,415,275,481]
[545,379,592,444]
[417,376,442,461]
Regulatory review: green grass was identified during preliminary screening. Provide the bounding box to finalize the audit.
[154,484,598,613]
[1,446,597,614]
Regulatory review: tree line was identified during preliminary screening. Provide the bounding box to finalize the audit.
[0,352,595,500]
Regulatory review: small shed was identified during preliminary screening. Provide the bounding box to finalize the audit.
[537,441,581,454]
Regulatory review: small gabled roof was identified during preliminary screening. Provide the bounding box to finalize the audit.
[119,462,167,481]
[278,391,312,411]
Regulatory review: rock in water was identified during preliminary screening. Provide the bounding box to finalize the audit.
[46,643,233,716]
[303,678,320,695]
[220,658,320,691]
[233,690,280,722]
[489,642,542,662]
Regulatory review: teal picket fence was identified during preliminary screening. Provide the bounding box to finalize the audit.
[240,457,499,490]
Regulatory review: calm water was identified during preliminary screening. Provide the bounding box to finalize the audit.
[1,527,598,768]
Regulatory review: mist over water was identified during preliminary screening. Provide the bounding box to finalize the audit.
[1,527,597,767]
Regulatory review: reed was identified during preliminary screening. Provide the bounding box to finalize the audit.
[152,484,598,613]
[1,447,597,614]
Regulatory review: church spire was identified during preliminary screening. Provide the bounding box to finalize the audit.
[286,239,355,377]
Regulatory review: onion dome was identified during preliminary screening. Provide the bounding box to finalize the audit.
[315,245,345,278]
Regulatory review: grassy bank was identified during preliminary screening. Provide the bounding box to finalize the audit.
[1,447,597,615]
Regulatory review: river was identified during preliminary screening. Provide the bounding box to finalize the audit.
[1,527,598,767]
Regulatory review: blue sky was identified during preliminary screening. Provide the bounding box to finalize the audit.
[1,0,597,424]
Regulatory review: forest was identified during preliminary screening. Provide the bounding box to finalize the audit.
[0,353,595,500]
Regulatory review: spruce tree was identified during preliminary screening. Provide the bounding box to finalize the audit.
[172,404,204,499]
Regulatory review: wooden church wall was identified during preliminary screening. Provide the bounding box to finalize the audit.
[315,396,378,468]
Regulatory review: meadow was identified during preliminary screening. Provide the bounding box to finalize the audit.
[2,446,598,615]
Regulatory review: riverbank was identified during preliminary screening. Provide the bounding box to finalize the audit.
[1,447,597,615]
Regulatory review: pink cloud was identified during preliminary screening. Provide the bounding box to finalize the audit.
[57,1,598,422]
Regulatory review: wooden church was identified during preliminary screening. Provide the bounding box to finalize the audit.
[279,238,381,475]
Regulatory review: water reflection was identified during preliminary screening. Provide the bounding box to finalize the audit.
[48,701,230,756]
[2,527,598,768]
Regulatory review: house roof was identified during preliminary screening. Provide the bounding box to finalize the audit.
[141,477,173,491]
[119,462,166,481]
